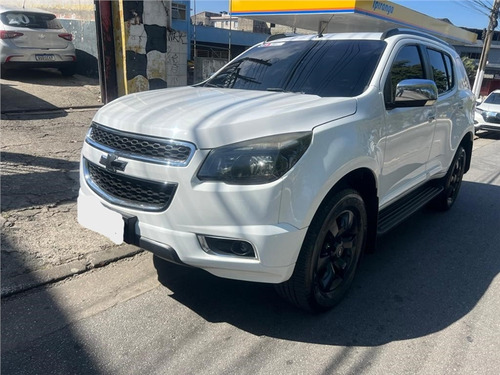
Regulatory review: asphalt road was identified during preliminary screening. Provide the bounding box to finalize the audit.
[2,134,499,374]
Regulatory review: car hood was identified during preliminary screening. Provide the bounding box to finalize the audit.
[93,86,357,148]
[477,102,500,112]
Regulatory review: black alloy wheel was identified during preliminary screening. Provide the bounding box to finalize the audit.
[432,145,467,211]
[314,209,360,302]
[276,188,367,312]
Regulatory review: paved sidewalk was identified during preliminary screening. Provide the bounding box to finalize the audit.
[1,71,142,297]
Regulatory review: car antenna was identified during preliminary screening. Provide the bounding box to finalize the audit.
[318,14,334,37]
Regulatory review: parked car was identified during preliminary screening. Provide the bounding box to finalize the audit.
[0,6,76,76]
[78,29,474,312]
[475,89,500,135]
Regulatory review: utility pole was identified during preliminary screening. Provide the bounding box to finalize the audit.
[472,0,500,98]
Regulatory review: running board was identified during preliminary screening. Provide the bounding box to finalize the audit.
[377,185,443,235]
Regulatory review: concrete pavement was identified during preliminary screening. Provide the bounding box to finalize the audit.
[1,70,142,297]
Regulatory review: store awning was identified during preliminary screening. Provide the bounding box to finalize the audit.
[230,0,477,45]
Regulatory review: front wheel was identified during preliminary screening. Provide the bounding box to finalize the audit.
[276,189,367,312]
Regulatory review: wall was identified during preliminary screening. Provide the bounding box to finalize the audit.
[2,0,189,91]
[194,57,226,83]
[119,0,189,93]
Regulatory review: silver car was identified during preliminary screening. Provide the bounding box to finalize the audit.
[475,89,500,135]
[0,6,76,76]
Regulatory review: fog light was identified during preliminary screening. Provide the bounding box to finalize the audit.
[198,235,256,258]
[231,241,254,256]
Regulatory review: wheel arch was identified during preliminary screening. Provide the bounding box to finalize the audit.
[312,168,379,254]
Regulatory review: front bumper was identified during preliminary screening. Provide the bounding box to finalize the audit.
[77,141,308,283]
[474,111,500,132]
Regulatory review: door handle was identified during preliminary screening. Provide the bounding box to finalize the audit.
[428,115,435,122]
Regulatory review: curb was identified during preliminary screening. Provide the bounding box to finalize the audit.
[1,245,143,298]
[0,105,103,115]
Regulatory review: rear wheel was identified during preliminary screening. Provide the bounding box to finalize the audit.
[276,189,367,312]
[432,145,466,211]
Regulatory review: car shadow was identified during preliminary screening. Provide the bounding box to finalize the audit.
[1,81,68,119]
[475,131,500,140]
[1,69,101,118]
[1,68,99,88]
[153,180,500,346]
[1,152,80,211]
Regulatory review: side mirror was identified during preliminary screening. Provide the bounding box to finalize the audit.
[388,79,438,109]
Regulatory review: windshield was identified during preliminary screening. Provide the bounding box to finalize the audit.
[0,11,62,29]
[484,92,500,105]
[204,39,386,97]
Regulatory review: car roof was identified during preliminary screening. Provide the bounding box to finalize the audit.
[266,32,384,43]
[0,6,56,16]
[265,28,450,47]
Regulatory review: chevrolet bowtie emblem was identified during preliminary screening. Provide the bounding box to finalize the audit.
[99,153,127,172]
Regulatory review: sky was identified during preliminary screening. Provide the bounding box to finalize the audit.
[192,0,495,30]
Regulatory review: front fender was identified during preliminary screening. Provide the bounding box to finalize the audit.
[279,116,383,229]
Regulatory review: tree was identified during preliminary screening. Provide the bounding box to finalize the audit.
[461,56,477,85]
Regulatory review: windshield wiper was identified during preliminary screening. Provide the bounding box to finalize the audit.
[235,57,272,66]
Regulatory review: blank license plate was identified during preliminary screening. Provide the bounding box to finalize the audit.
[35,54,55,61]
[77,194,124,245]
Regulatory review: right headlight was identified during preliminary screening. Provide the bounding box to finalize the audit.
[197,132,312,185]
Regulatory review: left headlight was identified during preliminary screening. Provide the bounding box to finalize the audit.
[197,132,312,185]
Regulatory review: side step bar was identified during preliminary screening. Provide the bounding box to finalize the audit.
[377,184,443,235]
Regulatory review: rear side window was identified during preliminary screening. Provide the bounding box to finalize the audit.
[428,48,454,94]
[204,40,386,97]
[0,12,62,29]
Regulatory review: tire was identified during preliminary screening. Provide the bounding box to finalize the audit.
[432,145,466,211]
[275,188,367,312]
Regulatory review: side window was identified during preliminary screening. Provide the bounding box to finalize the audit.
[444,54,455,91]
[428,48,454,94]
[385,45,424,103]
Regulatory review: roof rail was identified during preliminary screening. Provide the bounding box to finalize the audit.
[265,33,300,42]
[382,28,451,47]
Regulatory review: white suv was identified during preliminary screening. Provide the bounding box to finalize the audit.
[78,29,474,312]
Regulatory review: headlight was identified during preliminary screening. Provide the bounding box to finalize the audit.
[475,107,484,115]
[197,132,312,184]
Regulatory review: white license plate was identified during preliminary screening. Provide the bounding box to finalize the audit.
[35,54,55,61]
[78,194,124,244]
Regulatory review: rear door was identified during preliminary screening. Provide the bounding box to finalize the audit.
[426,47,472,176]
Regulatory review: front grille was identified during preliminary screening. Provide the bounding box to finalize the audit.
[84,159,177,211]
[87,123,195,166]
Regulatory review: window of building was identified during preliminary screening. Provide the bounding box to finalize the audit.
[172,2,186,20]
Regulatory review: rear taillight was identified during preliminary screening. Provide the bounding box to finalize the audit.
[0,30,24,39]
[58,33,73,41]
